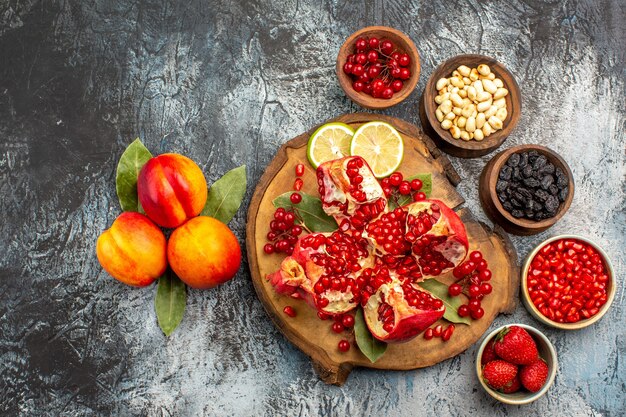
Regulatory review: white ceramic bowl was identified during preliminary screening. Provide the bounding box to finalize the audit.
[476,323,557,405]
[521,235,616,330]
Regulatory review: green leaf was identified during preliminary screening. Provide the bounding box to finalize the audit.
[115,138,153,212]
[201,165,247,224]
[418,279,471,325]
[155,270,187,336]
[273,192,338,233]
[354,307,387,363]
[389,173,433,210]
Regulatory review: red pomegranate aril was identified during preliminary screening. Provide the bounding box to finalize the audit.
[317,311,331,320]
[458,305,470,317]
[290,192,302,204]
[448,283,462,296]
[332,322,344,333]
[432,324,443,337]
[424,328,434,340]
[442,324,455,341]
[295,163,305,177]
[293,178,303,191]
[338,340,350,352]
[283,306,296,317]
[470,307,484,319]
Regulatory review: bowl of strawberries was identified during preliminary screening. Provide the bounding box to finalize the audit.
[476,324,557,404]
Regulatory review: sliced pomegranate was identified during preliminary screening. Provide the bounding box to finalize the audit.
[317,156,387,230]
[405,199,468,278]
[268,231,374,315]
[363,271,445,342]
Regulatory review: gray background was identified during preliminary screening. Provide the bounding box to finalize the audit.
[1,0,624,415]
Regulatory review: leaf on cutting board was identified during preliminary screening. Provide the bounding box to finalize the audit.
[418,279,471,325]
[389,173,433,210]
[201,165,247,224]
[115,138,153,212]
[273,192,337,233]
[354,307,387,363]
[155,270,187,336]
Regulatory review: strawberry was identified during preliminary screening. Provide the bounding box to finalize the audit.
[520,359,549,392]
[493,326,539,365]
[482,360,518,390]
[481,339,498,365]
[500,374,522,394]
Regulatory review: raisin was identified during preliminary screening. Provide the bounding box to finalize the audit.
[533,201,543,212]
[525,199,535,210]
[525,210,535,219]
[511,209,524,218]
[534,189,550,202]
[524,178,540,188]
[533,155,547,171]
[559,186,569,202]
[522,164,533,178]
[498,192,507,203]
[507,153,520,167]
[541,175,554,190]
[549,184,559,195]
[496,180,509,193]
[511,198,521,208]
[519,153,529,168]
[545,196,559,213]
[518,188,533,200]
[512,167,522,181]
[503,201,513,211]
[541,163,555,175]
[499,166,512,181]
[556,168,568,187]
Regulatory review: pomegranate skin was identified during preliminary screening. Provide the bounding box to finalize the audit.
[96,212,167,287]
[137,153,208,228]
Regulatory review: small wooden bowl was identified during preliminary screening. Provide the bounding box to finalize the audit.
[521,235,616,330]
[336,26,420,109]
[476,324,557,405]
[420,54,521,158]
[479,144,574,236]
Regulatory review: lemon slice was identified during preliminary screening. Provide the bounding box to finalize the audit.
[350,121,404,178]
[307,122,355,168]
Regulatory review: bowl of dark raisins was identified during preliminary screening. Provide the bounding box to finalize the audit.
[479,145,574,235]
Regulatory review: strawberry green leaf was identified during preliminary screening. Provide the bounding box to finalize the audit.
[388,173,432,210]
[155,270,187,336]
[115,138,152,212]
[273,192,337,233]
[418,279,471,325]
[354,307,387,363]
[202,165,247,224]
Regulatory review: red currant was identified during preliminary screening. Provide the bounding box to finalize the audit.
[341,315,355,328]
[448,283,462,296]
[331,322,344,333]
[470,307,485,320]
[391,79,403,92]
[458,305,470,317]
[290,192,302,204]
[398,181,411,195]
[380,40,394,54]
[413,191,426,201]
[398,54,410,67]
[263,243,275,254]
[355,38,368,52]
[389,172,403,186]
[410,179,423,191]
[368,37,380,49]
[338,340,350,352]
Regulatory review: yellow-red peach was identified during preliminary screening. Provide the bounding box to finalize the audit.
[137,153,208,228]
[96,212,167,287]
[167,216,241,289]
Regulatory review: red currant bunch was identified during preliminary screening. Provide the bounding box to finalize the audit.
[448,250,493,320]
[343,37,411,99]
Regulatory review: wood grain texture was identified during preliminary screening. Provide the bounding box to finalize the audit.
[0,0,624,415]
[246,114,518,385]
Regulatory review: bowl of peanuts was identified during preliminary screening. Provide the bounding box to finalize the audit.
[420,54,521,158]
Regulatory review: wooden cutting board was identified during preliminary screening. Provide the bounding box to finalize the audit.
[246,113,519,385]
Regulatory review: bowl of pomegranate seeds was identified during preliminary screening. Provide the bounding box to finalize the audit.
[476,324,557,405]
[336,26,420,109]
[522,235,616,330]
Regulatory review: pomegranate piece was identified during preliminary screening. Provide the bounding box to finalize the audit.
[405,199,468,278]
[267,231,374,315]
[363,270,445,343]
[317,156,387,230]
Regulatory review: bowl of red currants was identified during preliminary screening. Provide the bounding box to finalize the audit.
[521,235,616,330]
[336,26,420,109]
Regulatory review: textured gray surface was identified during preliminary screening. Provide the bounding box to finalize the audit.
[0,0,624,415]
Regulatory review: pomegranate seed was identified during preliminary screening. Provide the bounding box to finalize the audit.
[317,311,331,320]
[433,324,443,337]
[442,324,455,341]
[331,322,344,333]
[424,328,434,340]
[293,178,303,191]
[295,163,305,177]
[283,306,296,317]
[342,315,355,328]
[470,307,485,319]
[338,340,350,352]
[290,192,302,204]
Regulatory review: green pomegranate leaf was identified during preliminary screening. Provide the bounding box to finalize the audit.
[202,165,247,224]
[418,279,471,325]
[388,173,433,210]
[115,138,153,212]
[354,307,387,363]
[155,270,187,336]
[273,192,337,233]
